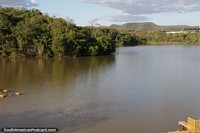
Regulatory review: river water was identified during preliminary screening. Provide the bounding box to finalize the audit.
[0,46,200,133]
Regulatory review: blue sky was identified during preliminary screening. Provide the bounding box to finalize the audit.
[1,0,200,26]
[36,0,118,26]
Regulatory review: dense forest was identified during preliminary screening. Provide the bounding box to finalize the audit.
[0,7,144,57]
[1,7,200,58]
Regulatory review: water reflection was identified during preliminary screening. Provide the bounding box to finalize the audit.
[0,56,116,133]
[1,46,200,133]
[0,56,115,89]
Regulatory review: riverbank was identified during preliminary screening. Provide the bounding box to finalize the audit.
[1,44,200,59]
[147,41,200,45]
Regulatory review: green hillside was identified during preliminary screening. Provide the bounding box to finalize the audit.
[110,22,198,31]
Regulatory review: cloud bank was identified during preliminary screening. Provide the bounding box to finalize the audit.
[0,0,38,7]
[83,0,200,23]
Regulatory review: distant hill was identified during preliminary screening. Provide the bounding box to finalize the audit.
[109,22,198,31]
[110,22,161,31]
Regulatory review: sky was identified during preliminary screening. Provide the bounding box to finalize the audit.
[1,0,200,26]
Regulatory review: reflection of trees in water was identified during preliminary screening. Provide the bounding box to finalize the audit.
[0,56,115,89]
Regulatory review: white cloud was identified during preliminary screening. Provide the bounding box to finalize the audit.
[83,0,200,13]
[31,0,36,4]
[82,0,200,23]
[0,0,38,7]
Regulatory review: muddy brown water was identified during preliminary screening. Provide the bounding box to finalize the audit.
[0,46,200,133]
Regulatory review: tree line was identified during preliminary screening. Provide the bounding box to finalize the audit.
[2,7,198,58]
[0,7,144,58]
[128,30,200,45]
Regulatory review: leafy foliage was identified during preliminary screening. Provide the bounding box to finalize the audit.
[131,30,200,45]
[3,7,186,58]
[1,7,140,57]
